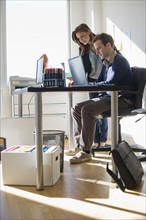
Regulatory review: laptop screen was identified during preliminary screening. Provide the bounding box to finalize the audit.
[36,56,44,84]
[68,56,88,85]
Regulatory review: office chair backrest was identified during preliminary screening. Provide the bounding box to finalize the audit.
[102,67,146,118]
[131,67,146,109]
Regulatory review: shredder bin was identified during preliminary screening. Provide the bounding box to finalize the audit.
[33,130,65,172]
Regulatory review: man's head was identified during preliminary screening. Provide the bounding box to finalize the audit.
[93,33,114,59]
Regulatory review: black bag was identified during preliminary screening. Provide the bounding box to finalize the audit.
[106,141,144,192]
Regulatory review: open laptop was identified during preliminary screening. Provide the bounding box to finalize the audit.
[24,55,44,88]
[68,56,88,86]
[9,56,44,91]
[68,56,115,88]
[36,55,44,85]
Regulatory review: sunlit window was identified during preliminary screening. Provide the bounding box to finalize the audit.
[6,0,69,79]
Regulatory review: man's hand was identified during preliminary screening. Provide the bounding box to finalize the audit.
[66,78,73,87]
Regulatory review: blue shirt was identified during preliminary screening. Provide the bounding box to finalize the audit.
[97,53,133,86]
[95,53,135,101]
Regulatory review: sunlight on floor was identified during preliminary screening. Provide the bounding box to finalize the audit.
[76,178,117,188]
[1,184,145,220]
[86,188,146,215]
[0,185,109,219]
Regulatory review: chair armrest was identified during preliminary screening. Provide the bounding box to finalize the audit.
[131,109,146,114]
[121,91,138,95]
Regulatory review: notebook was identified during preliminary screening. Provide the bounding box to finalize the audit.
[68,56,88,86]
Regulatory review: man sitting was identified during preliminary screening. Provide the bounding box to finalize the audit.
[69,33,134,164]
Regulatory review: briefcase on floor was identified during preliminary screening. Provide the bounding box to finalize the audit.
[107,140,144,192]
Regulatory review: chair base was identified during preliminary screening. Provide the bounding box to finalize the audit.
[130,144,146,153]
[91,143,146,162]
[91,144,111,156]
[137,155,146,162]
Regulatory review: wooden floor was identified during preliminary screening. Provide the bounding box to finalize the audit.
[0,141,146,220]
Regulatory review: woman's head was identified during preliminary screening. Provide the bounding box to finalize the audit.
[72,23,95,54]
[72,23,92,45]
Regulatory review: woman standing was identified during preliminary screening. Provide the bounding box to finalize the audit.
[65,24,108,156]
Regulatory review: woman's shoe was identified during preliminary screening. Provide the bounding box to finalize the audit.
[65,144,81,156]
[92,143,100,149]
[100,142,106,147]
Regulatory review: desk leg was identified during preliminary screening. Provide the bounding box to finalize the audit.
[67,92,74,147]
[18,94,23,117]
[111,91,118,173]
[35,92,44,190]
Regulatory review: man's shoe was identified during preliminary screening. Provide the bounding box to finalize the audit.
[69,151,92,164]
[65,144,81,156]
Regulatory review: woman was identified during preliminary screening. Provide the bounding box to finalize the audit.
[65,24,108,156]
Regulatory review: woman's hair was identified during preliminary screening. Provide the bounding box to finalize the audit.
[72,23,95,55]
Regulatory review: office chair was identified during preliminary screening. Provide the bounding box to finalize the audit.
[92,67,146,162]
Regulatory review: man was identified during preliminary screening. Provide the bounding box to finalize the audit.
[69,33,134,164]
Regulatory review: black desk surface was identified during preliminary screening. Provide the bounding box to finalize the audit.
[13,85,130,94]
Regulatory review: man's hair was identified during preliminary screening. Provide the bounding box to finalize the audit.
[92,33,114,47]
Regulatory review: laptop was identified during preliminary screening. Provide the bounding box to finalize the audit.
[36,55,44,85]
[27,55,44,88]
[68,56,114,88]
[24,55,44,88]
[68,56,88,86]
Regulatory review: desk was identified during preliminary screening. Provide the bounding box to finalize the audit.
[13,85,129,190]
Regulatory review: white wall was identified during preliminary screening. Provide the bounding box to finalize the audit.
[101,0,146,67]
[70,0,146,67]
[101,1,145,51]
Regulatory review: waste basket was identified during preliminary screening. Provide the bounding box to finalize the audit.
[0,137,6,160]
[33,130,65,172]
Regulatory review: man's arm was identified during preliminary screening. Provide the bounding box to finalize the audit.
[96,55,132,86]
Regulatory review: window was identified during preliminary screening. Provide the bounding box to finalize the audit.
[6,0,69,79]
